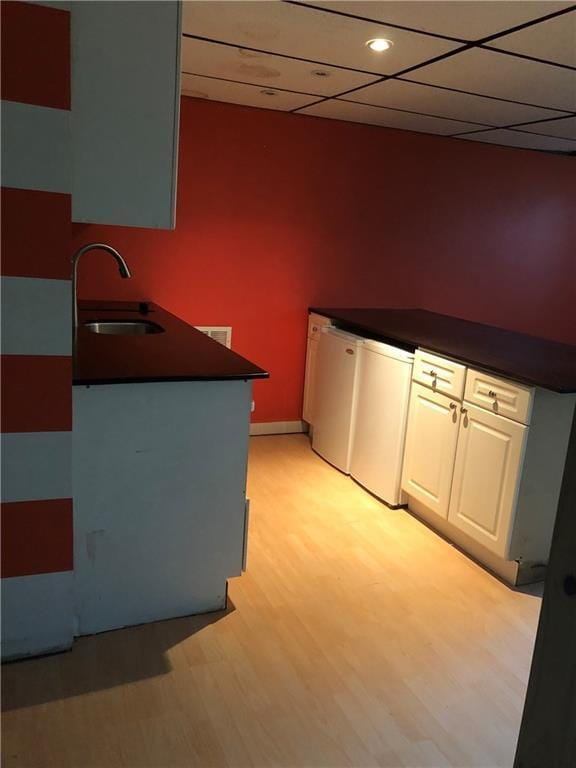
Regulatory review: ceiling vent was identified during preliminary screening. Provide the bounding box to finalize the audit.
[195,326,232,349]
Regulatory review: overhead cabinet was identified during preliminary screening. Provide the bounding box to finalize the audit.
[402,349,575,584]
[71,1,181,228]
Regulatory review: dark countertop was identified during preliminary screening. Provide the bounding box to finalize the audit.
[310,307,576,393]
[74,301,269,385]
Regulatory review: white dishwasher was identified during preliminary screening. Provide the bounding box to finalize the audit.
[312,327,364,473]
[350,340,414,507]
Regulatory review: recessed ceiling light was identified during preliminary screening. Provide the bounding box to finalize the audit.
[260,89,277,96]
[311,70,330,77]
[366,38,393,52]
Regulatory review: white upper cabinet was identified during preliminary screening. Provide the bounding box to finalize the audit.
[71,1,181,229]
[448,403,528,558]
[401,382,460,519]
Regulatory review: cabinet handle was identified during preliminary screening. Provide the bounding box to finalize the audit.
[449,402,457,410]
[428,369,438,377]
[461,407,467,414]
[488,390,497,398]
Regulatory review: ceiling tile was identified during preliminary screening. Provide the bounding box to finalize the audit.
[457,128,576,151]
[413,47,576,111]
[344,77,567,126]
[305,2,572,41]
[513,115,576,139]
[182,1,459,76]
[485,11,576,68]
[181,37,377,96]
[299,99,481,134]
[181,73,318,111]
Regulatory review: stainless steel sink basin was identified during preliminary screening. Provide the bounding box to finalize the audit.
[84,320,165,336]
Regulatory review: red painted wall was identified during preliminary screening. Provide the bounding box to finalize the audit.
[74,97,576,422]
[1,0,70,109]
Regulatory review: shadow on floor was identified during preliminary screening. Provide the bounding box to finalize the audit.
[514,581,545,598]
[1,599,235,711]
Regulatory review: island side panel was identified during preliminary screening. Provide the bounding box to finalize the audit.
[508,390,576,563]
[72,379,251,636]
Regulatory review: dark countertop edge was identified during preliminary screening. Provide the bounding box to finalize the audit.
[73,373,269,386]
[309,307,575,394]
[73,300,270,385]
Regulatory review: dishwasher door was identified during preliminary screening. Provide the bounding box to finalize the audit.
[351,341,414,507]
[311,328,363,474]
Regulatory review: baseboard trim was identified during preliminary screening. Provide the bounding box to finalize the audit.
[250,421,308,436]
[406,497,546,586]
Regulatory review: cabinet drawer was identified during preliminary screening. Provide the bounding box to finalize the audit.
[413,349,466,400]
[465,369,534,425]
[308,313,332,340]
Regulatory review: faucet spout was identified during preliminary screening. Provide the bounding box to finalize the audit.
[72,243,132,338]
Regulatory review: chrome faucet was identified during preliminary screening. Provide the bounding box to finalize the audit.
[72,243,132,334]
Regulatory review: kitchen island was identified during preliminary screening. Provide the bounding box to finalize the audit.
[73,301,268,636]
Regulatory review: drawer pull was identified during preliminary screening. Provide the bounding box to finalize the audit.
[428,369,438,378]
[488,390,497,398]
[449,402,457,410]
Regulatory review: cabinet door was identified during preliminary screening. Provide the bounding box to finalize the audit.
[448,403,527,558]
[401,383,460,518]
[302,336,319,424]
[71,1,181,228]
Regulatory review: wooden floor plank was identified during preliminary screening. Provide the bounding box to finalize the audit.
[2,435,543,767]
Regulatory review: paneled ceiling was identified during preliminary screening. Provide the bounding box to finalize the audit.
[181,1,576,154]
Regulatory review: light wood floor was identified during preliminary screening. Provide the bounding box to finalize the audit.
[2,435,542,768]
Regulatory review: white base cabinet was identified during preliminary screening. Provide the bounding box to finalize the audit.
[349,340,413,508]
[401,382,460,519]
[302,313,332,426]
[73,380,251,636]
[447,403,527,558]
[303,336,319,425]
[402,350,575,583]
[311,329,363,473]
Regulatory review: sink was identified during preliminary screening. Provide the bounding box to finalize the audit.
[84,320,165,336]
